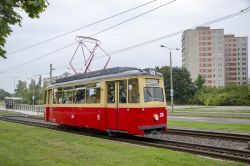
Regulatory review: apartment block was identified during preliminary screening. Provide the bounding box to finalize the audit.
[182,26,248,87]
[236,37,248,84]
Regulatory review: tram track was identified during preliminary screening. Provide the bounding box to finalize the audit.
[0,115,249,164]
[166,128,250,142]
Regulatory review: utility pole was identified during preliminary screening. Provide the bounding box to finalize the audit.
[169,51,174,113]
[50,64,52,84]
[10,76,18,97]
[32,79,35,111]
[49,64,55,84]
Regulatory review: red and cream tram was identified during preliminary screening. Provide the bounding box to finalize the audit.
[44,67,167,136]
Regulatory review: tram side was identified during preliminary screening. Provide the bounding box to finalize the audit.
[44,75,167,136]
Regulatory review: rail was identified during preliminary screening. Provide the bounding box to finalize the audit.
[167,128,250,142]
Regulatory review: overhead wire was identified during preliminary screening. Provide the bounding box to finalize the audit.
[2,6,249,77]
[2,42,77,73]
[7,0,159,55]
[1,0,176,73]
[50,6,250,72]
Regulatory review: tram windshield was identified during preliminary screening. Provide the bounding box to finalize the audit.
[144,87,164,102]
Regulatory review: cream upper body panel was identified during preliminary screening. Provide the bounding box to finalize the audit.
[44,67,166,108]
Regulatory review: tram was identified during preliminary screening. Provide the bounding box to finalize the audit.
[44,67,167,136]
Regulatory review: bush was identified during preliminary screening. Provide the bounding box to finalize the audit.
[195,85,250,106]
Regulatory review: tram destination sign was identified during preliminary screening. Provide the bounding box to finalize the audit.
[146,79,159,86]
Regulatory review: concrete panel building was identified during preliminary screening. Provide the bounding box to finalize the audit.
[182,26,248,87]
[236,37,248,85]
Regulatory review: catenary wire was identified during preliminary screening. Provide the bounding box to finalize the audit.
[1,0,176,72]
[2,6,249,76]
[7,0,159,55]
[51,6,250,72]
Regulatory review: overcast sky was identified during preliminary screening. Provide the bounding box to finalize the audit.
[0,0,249,93]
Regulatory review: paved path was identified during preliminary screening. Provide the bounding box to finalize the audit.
[168,105,250,110]
[169,115,250,124]
[171,111,250,115]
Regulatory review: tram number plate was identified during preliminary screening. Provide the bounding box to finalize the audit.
[160,112,164,117]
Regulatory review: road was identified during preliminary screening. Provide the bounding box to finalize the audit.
[168,105,250,111]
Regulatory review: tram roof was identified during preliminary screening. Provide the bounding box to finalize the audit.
[49,67,162,87]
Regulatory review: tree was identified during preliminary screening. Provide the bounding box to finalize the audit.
[0,0,48,58]
[156,66,196,104]
[194,74,205,90]
[16,80,28,103]
[36,75,42,89]
[36,75,44,104]
[15,77,45,105]
[0,89,11,100]
[28,79,36,105]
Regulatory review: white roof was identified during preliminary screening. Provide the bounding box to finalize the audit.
[5,97,23,100]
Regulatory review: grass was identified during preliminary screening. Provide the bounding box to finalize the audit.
[0,110,22,117]
[168,120,250,134]
[0,121,245,166]
[0,100,4,107]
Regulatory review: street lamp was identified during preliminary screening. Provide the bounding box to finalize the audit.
[160,45,179,112]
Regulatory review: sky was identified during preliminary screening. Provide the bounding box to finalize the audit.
[0,0,249,93]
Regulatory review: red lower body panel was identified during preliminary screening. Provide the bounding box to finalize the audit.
[44,106,167,136]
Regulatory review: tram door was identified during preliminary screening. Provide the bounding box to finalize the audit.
[106,80,128,131]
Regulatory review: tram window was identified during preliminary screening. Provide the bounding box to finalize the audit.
[128,79,139,103]
[63,87,74,104]
[53,87,63,104]
[107,81,115,103]
[74,89,86,104]
[144,87,164,102]
[86,83,100,103]
[119,80,127,103]
[48,89,52,104]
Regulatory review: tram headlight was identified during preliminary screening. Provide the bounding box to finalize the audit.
[153,114,159,121]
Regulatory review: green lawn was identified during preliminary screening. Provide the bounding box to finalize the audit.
[0,100,4,107]
[168,120,250,134]
[0,121,245,166]
[0,110,22,117]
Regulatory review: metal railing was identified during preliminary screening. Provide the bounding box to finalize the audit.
[11,104,44,113]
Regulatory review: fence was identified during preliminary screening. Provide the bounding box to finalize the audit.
[11,104,44,113]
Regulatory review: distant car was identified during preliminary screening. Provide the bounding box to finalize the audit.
[44,67,167,136]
